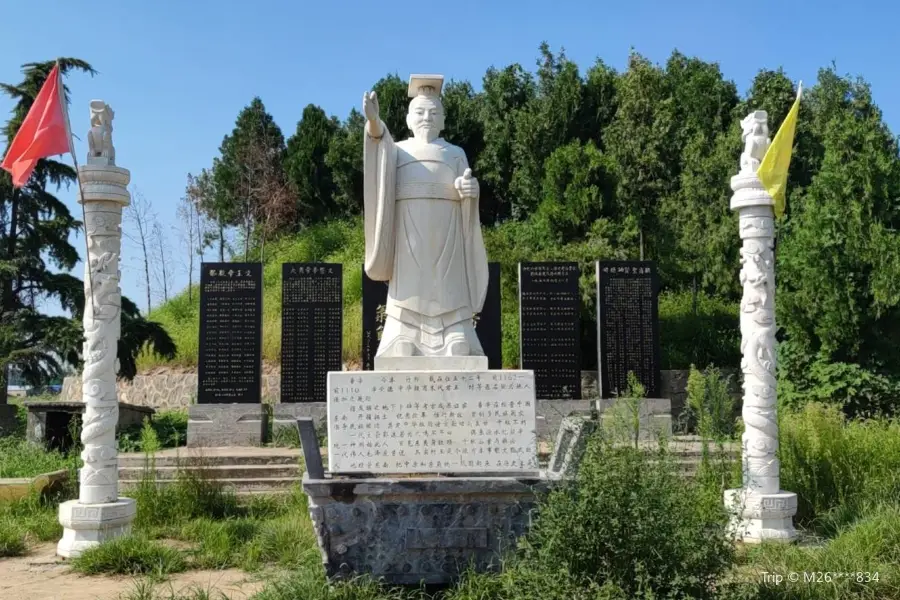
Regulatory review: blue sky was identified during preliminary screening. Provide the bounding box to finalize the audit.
[1,0,898,316]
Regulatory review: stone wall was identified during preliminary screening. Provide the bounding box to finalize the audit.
[61,369,709,418]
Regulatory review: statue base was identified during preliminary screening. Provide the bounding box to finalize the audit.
[57,497,136,558]
[374,355,488,371]
[304,474,550,585]
[723,488,797,543]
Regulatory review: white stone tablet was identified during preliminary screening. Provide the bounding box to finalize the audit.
[327,370,538,474]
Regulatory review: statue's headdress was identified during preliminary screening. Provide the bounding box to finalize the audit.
[408,74,444,99]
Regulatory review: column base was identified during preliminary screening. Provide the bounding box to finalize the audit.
[57,497,136,558]
[723,488,797,543]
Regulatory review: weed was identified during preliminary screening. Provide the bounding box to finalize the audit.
[71,535,188,576]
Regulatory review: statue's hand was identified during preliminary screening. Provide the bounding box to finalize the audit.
[454,168,479,200]
[363,91,380,123]
[363,91,383,138]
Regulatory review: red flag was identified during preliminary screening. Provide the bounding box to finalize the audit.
[1,62,73,187]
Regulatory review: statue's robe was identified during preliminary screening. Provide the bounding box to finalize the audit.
[364,120,488,356]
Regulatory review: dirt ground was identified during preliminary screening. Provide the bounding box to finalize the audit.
[0,543,265,600]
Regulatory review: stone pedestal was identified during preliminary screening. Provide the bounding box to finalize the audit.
[596,397,672,441]
[374,355,489,371]
[271,402,327,440]
[304,475,548,585]
[187,404,268,447]
[58,112,136,557]
[57,498,137,558]
[722,111,796,543]
[723,489,798,542]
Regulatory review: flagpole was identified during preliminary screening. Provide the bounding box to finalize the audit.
[57,59,97,318]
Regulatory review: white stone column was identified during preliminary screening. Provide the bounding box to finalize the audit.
[723,111,797,543]
[58,101,136,558]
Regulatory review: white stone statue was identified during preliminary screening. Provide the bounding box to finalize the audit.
[87,100,115,165]
[362,74,489,359]
[739,110,769,173]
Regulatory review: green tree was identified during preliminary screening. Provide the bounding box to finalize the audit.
[579,58,619,149]
[285,104,339,224]
[212,97,293,259]
[603,52,678,261]
[441,79,484,177]
[0,58,176,388]
[325,109,365,216]
[0,58,95,391]
[511,43,586,217]
[657,53,740,296]
[535,139,616,243]
[476,63,535,223]
[777,67,900,414]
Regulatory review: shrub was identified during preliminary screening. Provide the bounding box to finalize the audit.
[520,431,734,598]
[778,352,900,419]
[70,535,187,576]
[658,290,740,370]
[685,364,738,439]
[778,403,900,528]
[119,411,188,453]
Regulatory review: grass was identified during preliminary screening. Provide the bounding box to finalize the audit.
[0,437,73,478]
[4,402,900,600]
[778,402,900,529]
[119,411,189,453]
[71,535,188,576]
[117,580,236,600]
[0,488,70,556]
[735,504,900,599]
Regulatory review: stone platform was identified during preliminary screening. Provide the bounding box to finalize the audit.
[187,404,268,447]
[23,400,153,451]
[304,474,549,585]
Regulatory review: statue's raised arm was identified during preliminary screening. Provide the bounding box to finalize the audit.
[363,91,384,139]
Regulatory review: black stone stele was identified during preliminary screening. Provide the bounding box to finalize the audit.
[518,262,582,399]
[596,260,661,399]
[475,262,502,369]
[198,262,263,404]
[362,263,502,369]
[361,265,388,370]
[281,263,343,402]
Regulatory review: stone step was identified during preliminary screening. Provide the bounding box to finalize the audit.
[118,452,302,468]
[120,476,299,493]
[118,463,302,481]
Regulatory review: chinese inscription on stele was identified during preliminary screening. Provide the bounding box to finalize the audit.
[327,370,538,474]
[198,262,262,404]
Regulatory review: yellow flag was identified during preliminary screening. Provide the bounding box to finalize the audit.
[757,83,802,218]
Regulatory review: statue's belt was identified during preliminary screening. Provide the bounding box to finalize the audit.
[395,182,459,202]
